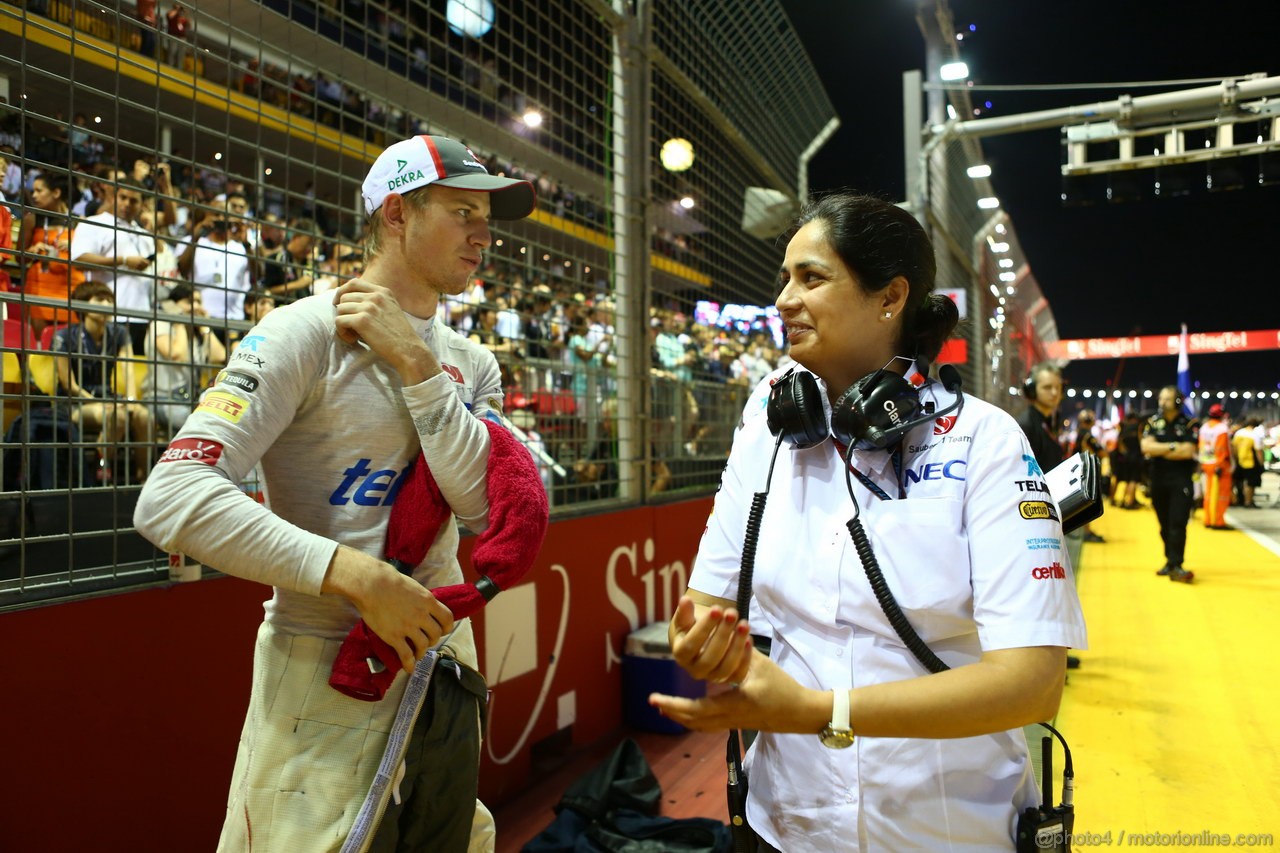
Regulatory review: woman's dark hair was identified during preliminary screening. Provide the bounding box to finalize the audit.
[35,171,73,206]
[791,191,959,363]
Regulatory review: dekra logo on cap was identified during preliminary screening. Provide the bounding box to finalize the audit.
[387,169,425,191]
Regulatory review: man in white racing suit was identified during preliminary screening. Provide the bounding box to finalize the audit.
[135,135,536,851]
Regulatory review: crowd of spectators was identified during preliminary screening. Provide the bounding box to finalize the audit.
[1,126,783,501]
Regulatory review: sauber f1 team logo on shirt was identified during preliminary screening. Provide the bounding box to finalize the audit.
[441,363,465,384]
[933,415,956,435]
[159,438,224,466]
[197,391,251,423]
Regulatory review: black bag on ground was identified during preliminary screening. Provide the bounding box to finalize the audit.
[521,737,732,853]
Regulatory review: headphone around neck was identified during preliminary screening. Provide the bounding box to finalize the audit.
[766,364,963,450]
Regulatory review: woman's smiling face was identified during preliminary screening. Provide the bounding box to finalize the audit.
[776,220,897,394]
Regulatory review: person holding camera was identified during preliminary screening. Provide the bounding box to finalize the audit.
[177,190,256,336]
[649,193,1086,852]
[69,176,156,354]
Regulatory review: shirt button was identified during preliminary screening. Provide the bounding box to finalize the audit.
[835,648,843,657]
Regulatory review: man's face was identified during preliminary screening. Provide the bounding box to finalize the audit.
[1032,371,1063,412]
[1158,388,1178,414]
[113,189,143,222]
[402,185,494,296]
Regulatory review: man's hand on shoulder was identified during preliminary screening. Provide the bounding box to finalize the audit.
[333,278,440,385]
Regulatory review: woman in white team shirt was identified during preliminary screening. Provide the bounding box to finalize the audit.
[651,193,1087,852]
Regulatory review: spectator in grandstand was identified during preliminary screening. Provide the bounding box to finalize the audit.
[134,0,158,59]
[144,282,226,432]
[68,114,103,170]
[260,217,318,302]
[1112,410,1145,509]
[0,144,22,200]
[522,283,564,362]
[1142,386,1198,582]
[50,281,153,483]
[651,192,1085,852]
[68,176,156,354]
[164,3,192,70]
[177,190,255,332]
[134,134,537,851]
[19,171,86,339]
[226,289,277,353]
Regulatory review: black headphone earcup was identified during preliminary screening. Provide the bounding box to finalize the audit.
[767,370,829,448]
[1023,375,1037,399]
[832,372,923,448]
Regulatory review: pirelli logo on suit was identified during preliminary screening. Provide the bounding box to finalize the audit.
[197,391,252,424]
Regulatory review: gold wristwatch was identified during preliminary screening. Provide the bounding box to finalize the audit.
[818,689,855,749]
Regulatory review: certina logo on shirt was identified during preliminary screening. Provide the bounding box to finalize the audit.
[1019,500,1059,521]
[904,459,966,484]
[158,438,224,465]
[329,459,413,506]
[441,363,465,384]
[215,369,259,394]
[1031,561,1067,580]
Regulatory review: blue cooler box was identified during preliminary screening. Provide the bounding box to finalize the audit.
[621,621,706,734]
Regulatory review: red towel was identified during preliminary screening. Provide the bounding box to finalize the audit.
[329,420,549,700]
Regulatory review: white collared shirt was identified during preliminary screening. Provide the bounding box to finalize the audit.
[70,212,157,316]
[694,364,1088,852]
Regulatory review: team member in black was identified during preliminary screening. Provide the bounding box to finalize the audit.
[1016,363,1064,471]
[1140,386,1198,583]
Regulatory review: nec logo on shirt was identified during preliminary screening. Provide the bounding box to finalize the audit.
[329,459,413,506]
[904,459,966,484]
[1031,561,1067,580]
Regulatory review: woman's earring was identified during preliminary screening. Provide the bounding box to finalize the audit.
[883,312,892,319]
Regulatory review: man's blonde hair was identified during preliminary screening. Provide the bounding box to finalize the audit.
[364,186,435,262]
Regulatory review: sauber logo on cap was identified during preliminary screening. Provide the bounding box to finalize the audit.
[159,438,224,466]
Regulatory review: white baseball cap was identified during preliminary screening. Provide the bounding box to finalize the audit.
[361,135,537,220]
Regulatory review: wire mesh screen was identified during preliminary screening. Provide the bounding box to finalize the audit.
[0,0,834,607]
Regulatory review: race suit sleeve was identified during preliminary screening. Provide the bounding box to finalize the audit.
[400,337,502,533]
[132,303,336,593]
